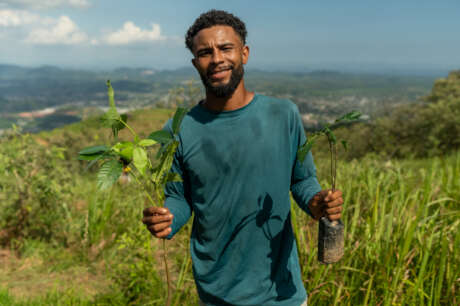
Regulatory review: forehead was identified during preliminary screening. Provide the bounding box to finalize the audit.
[192,25,242,50]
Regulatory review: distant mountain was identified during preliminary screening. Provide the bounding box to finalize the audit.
[0,64,30,79]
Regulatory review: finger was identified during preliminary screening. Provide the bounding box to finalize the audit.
[311,190,329,205]
[325,197,344,208]
[143,207,155,216]
[149,220,173,233]
[142,214,173,225]
[318,190,329,199]
[153,227,172,239]
[325,206,342,215]
[327,213,341,221]
[326,189,343,201]
[143,206,169,216]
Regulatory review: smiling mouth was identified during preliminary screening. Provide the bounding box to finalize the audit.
[208,67,232,79]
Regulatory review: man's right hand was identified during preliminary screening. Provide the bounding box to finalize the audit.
[142,207,174,238]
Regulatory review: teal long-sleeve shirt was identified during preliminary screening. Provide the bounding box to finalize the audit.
[163,93,322,306]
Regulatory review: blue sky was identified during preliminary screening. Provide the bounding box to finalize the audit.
[0,0,459,73]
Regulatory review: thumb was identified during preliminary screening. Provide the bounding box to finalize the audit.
[311,190,327,205]
[317,190,329,200]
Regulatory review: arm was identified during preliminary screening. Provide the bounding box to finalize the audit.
[289,104,322,218]
[163,144,193,239]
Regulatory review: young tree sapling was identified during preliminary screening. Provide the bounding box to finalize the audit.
[78,81,187,306]
[297,110,362,264]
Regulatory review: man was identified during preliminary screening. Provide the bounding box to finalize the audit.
[142,10,343,306]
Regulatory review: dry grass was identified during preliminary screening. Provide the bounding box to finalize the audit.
[0,248,110,300]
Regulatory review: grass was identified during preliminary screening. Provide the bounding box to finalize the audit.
[0,108,458,305]
[293,151,459,305]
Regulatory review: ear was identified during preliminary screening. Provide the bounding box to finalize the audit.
[191,58,197,69]
[242,45,250,65]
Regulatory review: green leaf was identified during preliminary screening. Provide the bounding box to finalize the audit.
[111,114,128,138]
[335,110,362,123]
[103,80,126,138]
[156,139,173,159]
[97,159,123,190]
[172,107,187,135]
[78,154,102,161]
[152,141,179,185]
[325,128,337,144]
[112,142,133,161]
[120,148,133,162]
[148,130,173,144]
[341,140,348,151]
[79,145,109,156]
[112,141,130,152]
[107,80,116,108]
[133,147,148,175]
[297,139,315,163]
[106,107,119,121]
[85,153,108,171]
[139,139,157,147]
[166,172,182,183]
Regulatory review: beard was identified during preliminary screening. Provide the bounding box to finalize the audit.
[199,63,244,98]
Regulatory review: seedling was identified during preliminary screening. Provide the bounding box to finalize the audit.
[78,81,187,306]
[297,110,361,263]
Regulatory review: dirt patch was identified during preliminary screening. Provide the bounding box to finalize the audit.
[0,248,111,300]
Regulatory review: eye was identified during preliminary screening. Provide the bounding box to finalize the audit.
[197,50,211,57]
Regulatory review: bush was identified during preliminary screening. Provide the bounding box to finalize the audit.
[0,130,74,246]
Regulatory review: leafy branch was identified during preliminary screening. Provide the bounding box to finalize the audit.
[78,80,187,306]
[297,111,361,191]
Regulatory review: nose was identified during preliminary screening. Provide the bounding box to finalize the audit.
[211,48,224,64]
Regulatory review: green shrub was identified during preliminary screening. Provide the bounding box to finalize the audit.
[0,131,74,247]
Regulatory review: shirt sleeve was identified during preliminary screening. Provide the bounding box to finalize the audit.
[162,120,193,239]
[289,104,322,218]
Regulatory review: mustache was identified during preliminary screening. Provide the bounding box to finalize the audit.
[206,65,234,77]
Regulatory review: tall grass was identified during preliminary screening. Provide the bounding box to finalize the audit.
[292,151,459,305]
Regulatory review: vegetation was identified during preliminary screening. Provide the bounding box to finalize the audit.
[78,81,187,305]
[0,71,459,305]
[311,70,460,160]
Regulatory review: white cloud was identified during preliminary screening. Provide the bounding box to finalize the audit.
[25,15,87,45]
[105,22,165,45]
[2,0,90,10]
[0,9,40,26]
[1,11,172,47]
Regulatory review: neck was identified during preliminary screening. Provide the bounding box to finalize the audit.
[202,79,254,112]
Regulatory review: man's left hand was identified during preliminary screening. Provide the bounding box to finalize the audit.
[308,189,343,221]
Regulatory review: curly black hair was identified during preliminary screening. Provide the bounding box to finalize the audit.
[185,10,247,52]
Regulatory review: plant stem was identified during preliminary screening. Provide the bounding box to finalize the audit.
[153,183,172,305]
[329,140,334,191]
[333,143,337,191]
[130,169,173,305]
[163,238,172,306]
[119,118,138,139]
[129,170,156,206]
